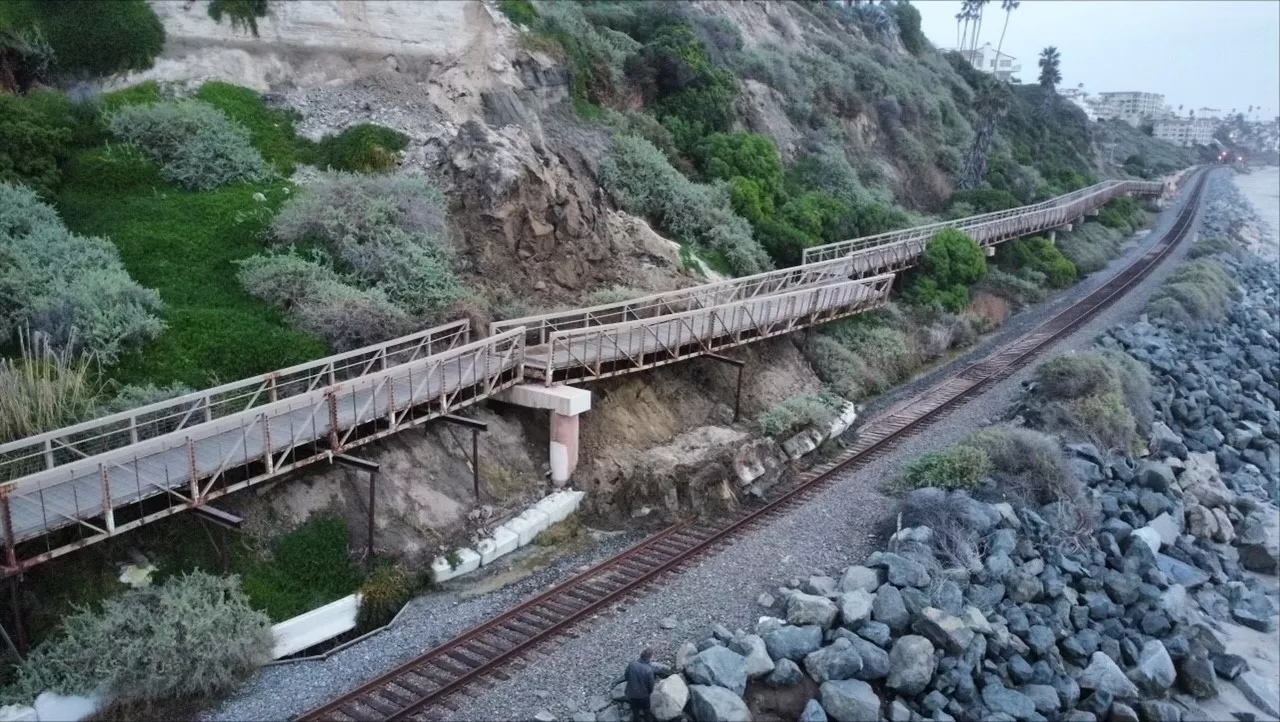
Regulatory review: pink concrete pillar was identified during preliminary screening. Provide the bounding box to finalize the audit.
[549,412,580,487]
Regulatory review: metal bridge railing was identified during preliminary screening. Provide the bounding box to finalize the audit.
[802,179,1164,264]
[0,328,525,572]
[0,321,473,484]
[531,273,896,385]
[490,255,867,347]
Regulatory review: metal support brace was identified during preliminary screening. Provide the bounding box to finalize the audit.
[441,415,489,500]
[336,454,380,566]
[705,354,747,423]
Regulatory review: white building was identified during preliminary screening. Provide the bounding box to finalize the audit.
[1153,118,1217,147]
[1093,91,1166,126]
[1060,88,1098,121]
[957,42,1021,81]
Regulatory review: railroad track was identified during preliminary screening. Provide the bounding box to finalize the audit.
[297,169,1208,722]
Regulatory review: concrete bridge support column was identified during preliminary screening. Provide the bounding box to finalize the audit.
[1047,229,1057,244]
[495,384,592,488]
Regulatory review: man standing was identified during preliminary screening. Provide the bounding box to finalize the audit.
[624,647,656,722]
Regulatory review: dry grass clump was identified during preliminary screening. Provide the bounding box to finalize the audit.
[1146,259,1237,326]
[0,330,101,444]
[1026,351,1152,453]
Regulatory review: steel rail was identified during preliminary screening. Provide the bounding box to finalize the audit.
[295,169,1207,722]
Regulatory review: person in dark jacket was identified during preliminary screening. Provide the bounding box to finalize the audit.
[624,648,656,722]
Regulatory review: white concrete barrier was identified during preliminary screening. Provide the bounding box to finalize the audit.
[271,593,361,659]
[826,403,859,439]
[504,507,550,546]
[476,526,520,566]
[431,547,481,582]
[535,490,578,525]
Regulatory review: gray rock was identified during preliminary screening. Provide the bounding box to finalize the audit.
[873,585,910,633]
[1148,423,1187,460]
[819,679,881,722]
[765,658,803,687]
[933,580,965,615]
[1078,652,1140,699]
[712,623,734,642]
[788,593,840,628]
[1234,671,1280,718]
[1156,554,1210,588]
[1137,699,1182,722]
[660,616,678,630]
[1211,653,1247,680]
[675,641,698,672]
[856,621,892,647]
[730,633,775,679]
[840,565,884,594]
[887,634,935,696]
[805,575,839,597]
[1104,569,1140,605]
[686,646,748,697]
[871,551,932,588]
[1020,684,1061,714]
[804,638,864,683]
[913,607,974,655]
[533,710,556,722]
[1147,512,1180,548]
[1139,460,1178,491]
[588,695,611,712]
[611,682,628,702]
[1026,625,1055,658]
[1111,702,1139,722]
[982,684,1037,720]
[1131,640,1176,695]
[572,713,596,722]
[1177,652,1217,699]
[757,592,776,609]
[650,675,689,722]
[763,624,823,662]
[850,637,890,680]
[1131,527,1162,555]
[839,589,875,629]
[1007,572,1044,604]
[889,699,911,722]
[688,684,751,722]
[1238,512,1280,573]
[799,699,828,722]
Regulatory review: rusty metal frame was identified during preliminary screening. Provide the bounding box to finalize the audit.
[0,329,524,577]
[802,179,1164,264]
[531,274,895,385]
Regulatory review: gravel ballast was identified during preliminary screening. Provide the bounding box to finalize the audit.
[206,171,1214,721]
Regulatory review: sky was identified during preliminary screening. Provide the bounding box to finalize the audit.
[912,0,1280,119]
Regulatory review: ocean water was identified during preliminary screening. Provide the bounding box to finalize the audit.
[1233,165,1280,250]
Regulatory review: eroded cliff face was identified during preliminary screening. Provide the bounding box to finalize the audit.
[133,1,832,556]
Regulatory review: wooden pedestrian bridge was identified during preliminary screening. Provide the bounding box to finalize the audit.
[0,177,1163,574]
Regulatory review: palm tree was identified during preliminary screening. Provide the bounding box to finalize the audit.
[957,78,1011,188]
[955,10,964,48]
[958,1,974,54]
[1178,104,1183,117]
[969,0,991,59]
[994,0,1020,77]
[1037,45,1062,115]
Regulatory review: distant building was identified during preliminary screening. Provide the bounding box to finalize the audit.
[1153,118,1217,147]
[1093,91,1165,127]
[1060,88,1098,121]
[956,42,1021,81]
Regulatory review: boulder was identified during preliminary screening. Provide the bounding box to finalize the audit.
[981,684,1038,720]
[1234,671,1280,718]
[819,680,881,722]
[1077,652,1140,699]
[804,638,864,683]
[1020,684,1061,715]
[805,576,839,597]
[676,641,699,671]
[849,637,890,680]
[1130,527,1162,555]
[765,658,803,687]
[1130,640,1176,695]
[838,590,875,629]
[763,625,823,662]
[799,699,828,722]
[688,684,751,722]
[839,566,883,594]
[686,646,748,697]
[1177,651,1218,699]
[913,607,974,655]
[1209,507,1234,544]
[856,621,892,648]
[650,675,689,722]
[1184,503,1219,541]
[1238,512,1280,574]
[1146,513,1180,548]
[1181,453,1236,508]
[788,593,840,628]
[872,585,910,633]
[730,634,775,679]
[1148,424,1188,460]
[886,635,935,696]
[869,552,932,588]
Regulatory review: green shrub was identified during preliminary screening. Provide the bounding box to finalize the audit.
[1188,236,1241,260]
[62,144,162,191]
[1097,196,1143,233]
[600,134,771,276]
[894,445,991,492]
[903,228,987,312]
[240,516,360,621]
[97,382,194,416]
[758,392,844,437]
[1035,355,1122,400]
[306,124,410,174]
[888,1,926,55]
[998,236,1077,288]
[624,22,738,146]
[194,82,308,174]
[2,0,164,80]
[977,267,1048,307]
[355,565,416,633]
[0,93,71,197]
[803,334,881,402]
[267,173,465,323]
[583,286,641,306]
[1056,222,1124,275]
[107,100,273,190]
[0,182,164,362]
[207,0,269,37]
[0,330,101,445]
[1029,353,1149,452]
[963,426,1077,504]
[237,252,415,351]
[499,0,538,27]
[1146,259,1237,326]
[7,571,271,709]
[828,322,914,383]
